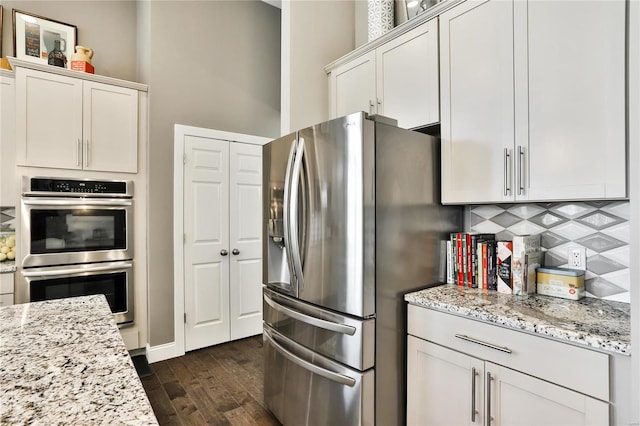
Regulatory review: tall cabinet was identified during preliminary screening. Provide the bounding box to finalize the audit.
[179,127,266,352]
[440,0,626,204]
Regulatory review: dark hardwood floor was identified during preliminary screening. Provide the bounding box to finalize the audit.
[140,335,281,425]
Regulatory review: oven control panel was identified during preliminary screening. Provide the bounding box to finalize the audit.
[24,178,132,197]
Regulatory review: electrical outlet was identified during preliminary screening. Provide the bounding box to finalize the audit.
[567,246,586,270]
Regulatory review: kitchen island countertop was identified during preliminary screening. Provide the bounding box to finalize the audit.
[405,284,630,356]
[0,260,16,273]
[0,295,157,424]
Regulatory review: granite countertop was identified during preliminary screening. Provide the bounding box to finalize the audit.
[405,284,631,356]
[0,260,16,273]
[0,295,158,424]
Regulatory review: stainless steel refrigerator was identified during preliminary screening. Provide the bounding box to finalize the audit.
[262,112,462,425]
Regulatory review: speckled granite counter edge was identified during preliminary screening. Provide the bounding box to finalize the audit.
[0,261,16,273]
[405,287,631,356]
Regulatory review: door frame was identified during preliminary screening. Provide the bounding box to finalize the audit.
[173,124,270,357]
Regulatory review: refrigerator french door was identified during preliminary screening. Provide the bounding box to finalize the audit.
[262,112,462,426]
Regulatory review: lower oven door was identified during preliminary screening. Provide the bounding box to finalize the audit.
[263,325,374,426]
[18,261,134,326]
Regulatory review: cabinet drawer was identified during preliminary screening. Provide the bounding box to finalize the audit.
[408,304,609,401]
[0,272,14,294]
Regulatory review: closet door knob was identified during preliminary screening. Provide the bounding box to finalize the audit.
[220,249,228,256]
[232,249,240,255]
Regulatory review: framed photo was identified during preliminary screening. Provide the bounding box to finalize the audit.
[12,9,77,68]
[1,6,3,58]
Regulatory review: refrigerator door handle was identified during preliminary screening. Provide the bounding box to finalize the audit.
[289,137,305,290]
[264,328,357,387]
[264,291,356,336]
[283,138,298,286]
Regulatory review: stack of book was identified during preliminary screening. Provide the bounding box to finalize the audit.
[446,233,543,294]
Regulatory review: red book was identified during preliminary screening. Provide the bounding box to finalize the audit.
[482,243,488,290]
[457,233,463,286]
[466,233,473,288]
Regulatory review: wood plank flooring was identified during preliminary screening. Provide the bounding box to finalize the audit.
[140,335,281,425]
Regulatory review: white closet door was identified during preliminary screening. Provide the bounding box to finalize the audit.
[228,142,263,340]
[184,135,230,351]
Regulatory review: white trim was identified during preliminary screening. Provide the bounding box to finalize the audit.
[172,124,270,361]
[7,57,148,92]
[145,342,180,364]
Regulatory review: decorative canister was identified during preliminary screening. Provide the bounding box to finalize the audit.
[71,46,94,64]
[367,0,394,41]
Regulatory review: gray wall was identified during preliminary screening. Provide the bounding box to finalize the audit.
[1,1,138,80]
[281,0,354,133]
[143,0,281,346]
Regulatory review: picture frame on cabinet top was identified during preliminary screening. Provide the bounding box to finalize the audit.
[12,9,77,68]
[0,6,3,58]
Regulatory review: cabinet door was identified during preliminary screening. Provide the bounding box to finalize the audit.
[518,0,626,201]
[183,136,230,351]
[487,362,609,425]
[377,18,439,129]
[407,336,484,426]
[15,68,83,170]
[228,142,263,340]
[440,0,515,204]
[329,51,376,119]
[1,75,17,205]
[83,81,138,173]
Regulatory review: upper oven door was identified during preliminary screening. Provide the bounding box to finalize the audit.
[21,197,133,268]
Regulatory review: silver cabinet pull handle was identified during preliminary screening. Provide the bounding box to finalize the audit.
[486,372,493,424]
[471,367,478,422]
[455,334,512,354]
[77,139,82,167]
[220,249,228,256]
[503,148,511,196]
[369,99,375,114]
[518,145,525,195]
[232,248,240,255]
[85,139,91,167]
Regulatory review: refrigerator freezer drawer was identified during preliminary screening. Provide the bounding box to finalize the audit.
[263,325,374,426]
[263,287,375,370]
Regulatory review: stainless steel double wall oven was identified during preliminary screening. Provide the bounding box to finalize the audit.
[18,177,135,326]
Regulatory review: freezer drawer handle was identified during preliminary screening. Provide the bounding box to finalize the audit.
[265,293,356,336]
[264,329,357,387]
[455,334,512,354]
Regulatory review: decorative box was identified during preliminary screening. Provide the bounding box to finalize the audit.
[536,266,585,300]
[70,60,95,74]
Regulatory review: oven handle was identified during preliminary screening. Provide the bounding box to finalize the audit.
[22,198,133,207]
[21,261,134,277]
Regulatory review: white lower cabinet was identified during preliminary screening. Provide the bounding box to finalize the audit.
[407,305,610,425]
[0,273,14,306]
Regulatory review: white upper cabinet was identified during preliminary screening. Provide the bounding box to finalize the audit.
[331,50,377,119]
[440,0,626,204]
[376,18,440,129]
[16,67,139,173]
[328,18,440,129]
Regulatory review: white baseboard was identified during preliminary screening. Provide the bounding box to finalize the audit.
[146,341,183,363]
